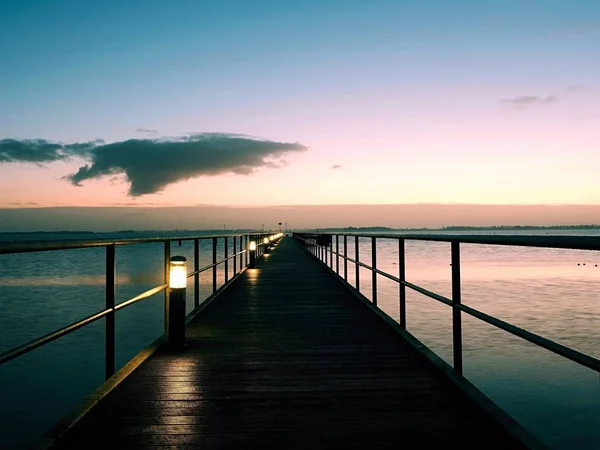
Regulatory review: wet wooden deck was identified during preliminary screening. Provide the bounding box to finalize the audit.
[57,237,529,449]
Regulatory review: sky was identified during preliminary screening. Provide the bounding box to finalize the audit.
[1,0,599,230]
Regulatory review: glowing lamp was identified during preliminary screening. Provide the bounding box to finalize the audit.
[263,237,269,244]
[249,241,257,251]
[169,256,187,289]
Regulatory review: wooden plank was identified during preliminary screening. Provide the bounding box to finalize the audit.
[58,237,531,449]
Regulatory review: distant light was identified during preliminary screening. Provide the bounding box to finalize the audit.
[249,241,257,251]
[263,237,269,244]
[169,256,187,289]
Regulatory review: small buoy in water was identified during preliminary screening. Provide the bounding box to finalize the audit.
[583,263,586,266]
[577,263,580,266]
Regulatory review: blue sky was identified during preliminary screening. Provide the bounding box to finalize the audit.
[2,0,598,140]
[1,0,599,226]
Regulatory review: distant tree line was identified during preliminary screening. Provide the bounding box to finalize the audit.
[317,224,600,232]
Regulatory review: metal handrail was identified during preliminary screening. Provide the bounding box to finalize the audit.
[0,232,273,372]
[0,233,261,255]
[298,232,600,251]
[294,233,600,374]
[0,308,113,365]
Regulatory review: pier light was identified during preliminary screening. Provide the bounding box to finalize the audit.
[168,256,187,350]
[263,237,269,245]
[169,256,187,289]
[249,240,257,268]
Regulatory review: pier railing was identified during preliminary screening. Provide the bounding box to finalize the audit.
[294,232,600,375]
[0,232,272,379]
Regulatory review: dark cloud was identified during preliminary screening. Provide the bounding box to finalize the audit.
[331,164,342,170]
[1,133,307,196]
[64,133,307,196]
[0,138,99,163]
[500,95,557,110]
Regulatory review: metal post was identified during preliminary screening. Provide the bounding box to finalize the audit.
[224,237,229,282]
[343,235,348,281]
[329,239,333,268]
[164,241,170,331]
[240,236,244,272]
[105,244,115,381]
[233,236,236,275]
[194,238,200,308]
[372,237,377,306]
[168,256,186,350]
[335,235,339,274]
[452,241,463,375]
[245,236,249,266]
[399,238,406,328]
[355,236,360,290]
[212,237,217,293]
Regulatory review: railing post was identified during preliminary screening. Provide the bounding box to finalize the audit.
[245,235,249,266]
[164,241,171,332]
[329,238,333,268]
[105,244,115,381]
[233,236,236,276]
[355,236,360,290]
[399,238,406,328]
[240,236,243,271]
[452,241,463,375]
[336,235,339,274]
[343,235,348,281]
[194,238,200,308]
[371,237,377,306]
[212,237,217,293]
[224,237,229,282]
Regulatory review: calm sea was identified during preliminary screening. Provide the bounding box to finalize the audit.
[0,230,599,449]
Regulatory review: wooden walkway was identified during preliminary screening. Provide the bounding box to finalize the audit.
[58,237,528,449]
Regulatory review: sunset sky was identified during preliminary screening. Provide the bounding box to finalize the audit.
[1,0,599,230]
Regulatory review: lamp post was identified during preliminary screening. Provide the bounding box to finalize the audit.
[168,256,187,350]
[263,237,270,254]
[249,240,257,268]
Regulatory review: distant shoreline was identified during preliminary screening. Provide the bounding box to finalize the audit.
[1,224,599,235]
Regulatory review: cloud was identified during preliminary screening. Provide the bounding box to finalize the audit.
[500,95,557,110]
[2,133,307,196]
[135,128,159,135]
[0,138,100,163]
[330,164,342,170]
[63,133,307,196]
[565,84,586,93]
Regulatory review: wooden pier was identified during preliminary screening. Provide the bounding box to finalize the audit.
[47,237,532,449]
